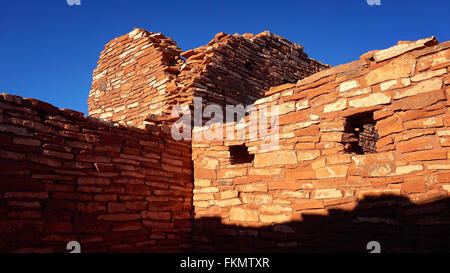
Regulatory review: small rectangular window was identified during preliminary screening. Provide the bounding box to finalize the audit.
[229,144,254,164]
[342,111,378,154]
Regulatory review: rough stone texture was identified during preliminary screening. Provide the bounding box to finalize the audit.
[2,29,450,253]
[192,38,450,252]
[88,28,329,128]
[0,94,192,253]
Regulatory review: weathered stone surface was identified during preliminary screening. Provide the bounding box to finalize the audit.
[339,80,360,92]
[411,68,446,82]
[297,150,320,161]
[259,204,292,214]
[349,93,391,108]
[2,30,450,253]
[401,177,426,193]
[314,188,343,199]
[404,117,444,129]
[393,78,443,99]
[260,214,291,223]
[315,166,348,179]
[377,116,403,137]
[242,194,273,205]
[374,36,438,62]
[323,98,347,113]
[229,207,259,222]
[254,150,297,167]
[417,49,450,71]
[380,78,411,91]
[237,183,268,193]
[395,165,423,175]
[366,54,416,86]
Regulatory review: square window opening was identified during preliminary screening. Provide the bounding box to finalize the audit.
[342,111,378,155]
[229,144,254,165]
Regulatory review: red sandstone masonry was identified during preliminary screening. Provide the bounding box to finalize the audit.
[192,37,450,251]
[1,28,329,253]
[0,94,192,253]
[172,31,329,111]
[88,29,183,128]
[3,29,450,253]
[88,28,329,128]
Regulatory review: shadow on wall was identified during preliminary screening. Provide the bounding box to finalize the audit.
[192,194,450,253]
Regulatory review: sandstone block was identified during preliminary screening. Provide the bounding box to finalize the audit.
[248,168,282,176]
[296,150,320,161]
[279,191,310,199]
[259,204,292,214]
[417,49,450,71]
[366,54,416,85]
[242,194,273,205]
[339,80,360,92]
[220,190,238,199]
[393,78,443,99]
[401,177,426,193]
[254,150,297,167]
[397,136,433,153]
[374,36,438,62]
[395,165,423,175]
[237,183,267,193]
[404,117,444,129]
[260,214,291,223]
[229,207,259,222]
[377,116,403,137]
[315,166,348,179]
[291,200,324,211]
[315,189,343,199]
[323,98,347,113]
[217,168,247,179]
[349,93,391,108]
[217,198,241,207]
[411,68,446,82]
[380,78,411,91]
[98,214,141,221]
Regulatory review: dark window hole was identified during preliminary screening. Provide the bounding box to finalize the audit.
[244,62,252,71]
[229,144,254,164]
[342,111,379,155]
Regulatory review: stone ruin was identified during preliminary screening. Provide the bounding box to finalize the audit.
[0,28,450,252]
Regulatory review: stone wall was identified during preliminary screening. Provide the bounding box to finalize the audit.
[1,28,328,253]
[88,29,329,128]
[0,94,192,253]
[2,29,450,253]
[175,31,329,110]
[88,29,183,128]
[191,37,450,252]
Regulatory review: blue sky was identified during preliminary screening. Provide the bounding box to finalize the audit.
[0,0,449,114]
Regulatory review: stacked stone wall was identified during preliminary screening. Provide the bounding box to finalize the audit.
[191,37,450,252]
[0,94,192,253]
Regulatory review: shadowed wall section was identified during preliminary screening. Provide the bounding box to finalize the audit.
[0,94,192,253]
[193,195,450,253]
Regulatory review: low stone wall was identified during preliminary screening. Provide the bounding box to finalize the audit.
[0,94,193,253]
[191,37,450,252]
